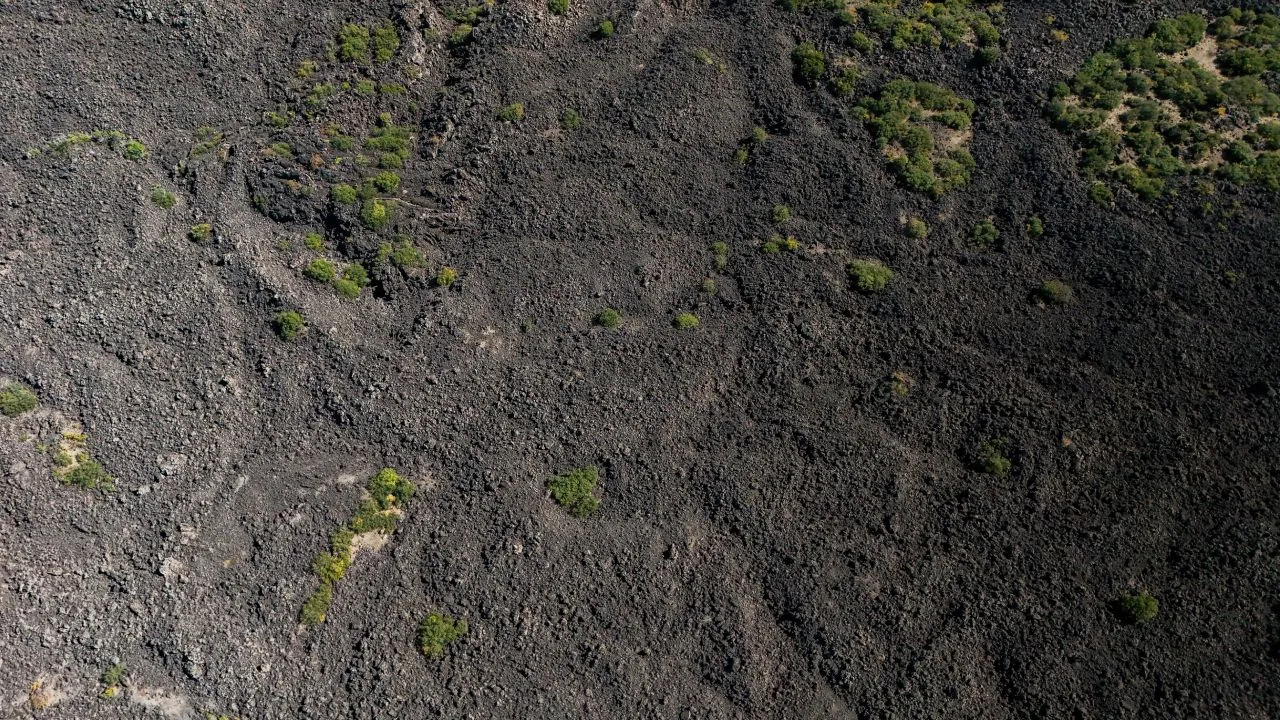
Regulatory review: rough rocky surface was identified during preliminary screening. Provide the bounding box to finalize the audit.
[0,0,1277,717]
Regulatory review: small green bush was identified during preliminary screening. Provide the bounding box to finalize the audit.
[372,23,400,63]
[334,279,360,298]
[419,613,468,658]
[0,383,38,417]
[771,204,791,224]
[343,263,370,288]
[905,218,929,238]
[304,258,337,282]
[436,266,459,287]
[830,66,859,97]
[62,460,114,491]
[123,139,146,159]
[711,241,729,270]
[792,42,826,84]
[848,259,893,292]
[299,582,333,626]
[1036,279,1074,304]
[548,0,567,14]
[751,127,768,144]
[562,108,583,130]
[596,19,614,38]
[702,277,717,294]
[339,24,371,63]
[312,552,350,584]
[332,184,358,204]
[971,219,999,249]
[189,224,213,243]
[548,466,601,517]
[361,198,392,229]
[1112,592,1159,624]
[150,187,176,209]
[264,109,292,128]
[304,232,325,250]
[449,23,474,47]
[498,103,525,122]
[385,240,424,268]
[1027,216,1045,238]
[371,171,401,192]
[1089,182,1114,208]
[977,438,1011,476]
[274,311,306,341]
[596,307,621,328]
[674,312,700,330]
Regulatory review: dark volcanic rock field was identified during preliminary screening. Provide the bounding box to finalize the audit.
[0,0,1277,717]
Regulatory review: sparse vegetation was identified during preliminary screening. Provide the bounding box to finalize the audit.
[971,219,999,249]
[419,613,468,658]
[498,103,525,122]
[792,42,826,84]
[548,465,601,517]
[338,24,371,63]
[596,20,614,38]
[301,468,415,626]
[304,258,337,282]
[372,23,400,63]
[977,438,1012,476]
[1036,279,1074,304]
[189,224,213,243]
[848,259,894,292]
[674,312,700,330]
[54,426,116,492]
[274,311,306,341]
[548,0,567,15]
[852,0,1003,63]
[150,187,176,209]
[692,47,727,72]
[304,232,325,250]
[888,370,911,397]
[101,663,126,699]
[436,266,458,287]
[854,79,976,197]
[711,241,729,270]
[1027,216,1045,238]
[0,383,38,417]
[771,204,792,224]
[905,218,930,238]
[562,108,583,130]
[1112,592,1159,624]
[1047,9,1280,198]
[596,307,621,328]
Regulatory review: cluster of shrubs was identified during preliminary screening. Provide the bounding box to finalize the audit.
[445,1,492,47]
[53,426,116,492]
[33,130,146,160]
[304,254,372,298]
[1047,9,1280,198]
[301,468,415,626]
[853,80,977,197]
[337,22,400,65]
[791,43,858,96]
[851,0,1002,64]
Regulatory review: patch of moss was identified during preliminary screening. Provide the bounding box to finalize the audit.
[419,613,468,658]
[338,24,371,63]
[548,466,601,517]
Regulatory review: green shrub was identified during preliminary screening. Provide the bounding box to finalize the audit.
[101,663,126,698]
[436,266,459,287]
[386,240,424,268]
[1112,592,1159,624]
[419,613,468,658]
[371,171,401,192]
[361,198,392,229]
[849,31,874,53]
[548,0,567,14]
[830,65,859,96]
[711,241,729,270]
[498,103,525,121]
[304,232,325,250]
[977,438,1011,476]
[264,109,292,128]
[372,23,400,63]
[562,108,583,130]
[1027,215,1045,238]
[343,263,370,288]
[62,459,114,491]
[449,23,474,47]
[189,224,213,243]
[312,552,350,584]
[596,19,614,38]
[274,311,306,341]
[299,582,333,626]
[674,312,700,330]
[751,127,768,144]
[702,277,717,294]
[1036,279,1074,304]
[123,139,146,159]
[304,258,337,282]
[771,204,791,224]
[792,42,826,84]
[596,307,621,328]
[334,279,360,298]
[339,24,371,63]
[905,218,929,238]
[848,259,893,292]
[1089,182,1114,208]
[0,383,38,417]
[150,187,176,209]
[548,466,601,516]
[331,184,358,204]
[971,219,999,249]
